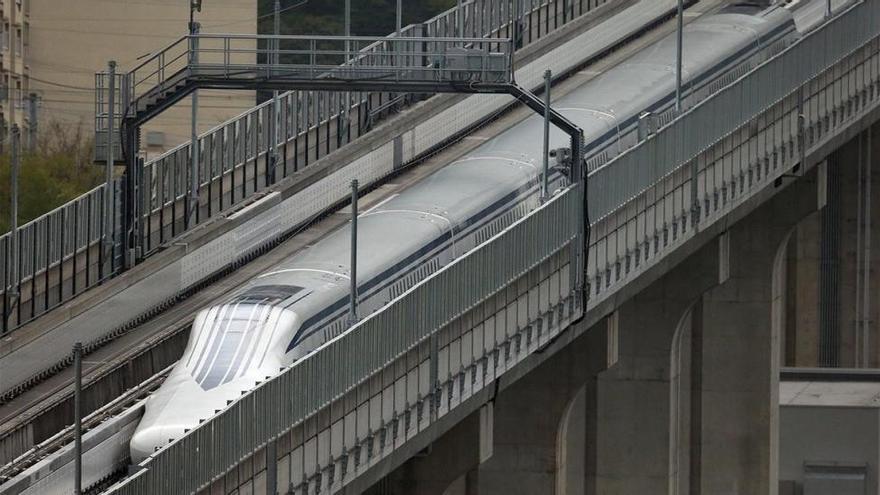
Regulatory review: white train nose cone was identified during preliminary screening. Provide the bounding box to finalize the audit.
[130,424,186,464]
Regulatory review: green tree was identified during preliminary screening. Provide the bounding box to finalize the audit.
[0,121,104,233]
[258,0,457,36]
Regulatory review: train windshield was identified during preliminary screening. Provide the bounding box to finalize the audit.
[188,285,302,390]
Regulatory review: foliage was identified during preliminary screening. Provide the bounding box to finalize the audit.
[0,2,461,234]
[258,0,457,36]
[0,121,104,233]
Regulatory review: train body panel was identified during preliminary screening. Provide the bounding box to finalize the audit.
[131,6,796,463]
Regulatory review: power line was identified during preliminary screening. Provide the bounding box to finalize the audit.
[211,0,309,29]
[28,25,193,39]
[28,76,93,91]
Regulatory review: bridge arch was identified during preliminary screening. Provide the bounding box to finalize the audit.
[556,384,588,495]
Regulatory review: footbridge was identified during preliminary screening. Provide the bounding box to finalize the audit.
[1,0,877,493]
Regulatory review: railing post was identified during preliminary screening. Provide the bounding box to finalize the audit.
[266,438,278,495]
[269,0,281,186]
[349,179,358,326]
[120,72,140,270]
[542,69,551,202]
[675,0,683,113]
[798,86,806,177]
[73,342,83,495]
[345,0,351,65]
[188,22,201,229]
[457,0,464,38]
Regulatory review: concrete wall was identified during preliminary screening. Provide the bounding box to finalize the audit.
[361,316,611,495]
[28,0,256,154]
[783,124,880,367]
[779,406,879,494]
[589,164,820,495]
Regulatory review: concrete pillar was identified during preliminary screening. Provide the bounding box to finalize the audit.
[367,412,483,495]
[782,123,880,368]
[371,318,609,495]
[783,210,821,367]
[696,169,818,495]
[590,240,721,494]
[472,318,608,495]
[557,385,588,495]
[836,125,880,367]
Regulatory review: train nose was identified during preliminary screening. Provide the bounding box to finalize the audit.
[130,424,185,464]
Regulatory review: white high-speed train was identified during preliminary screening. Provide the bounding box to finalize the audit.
[131,4,798,462]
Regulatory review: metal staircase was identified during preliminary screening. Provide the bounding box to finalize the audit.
[93,32,586,272]
[97,34,517,134]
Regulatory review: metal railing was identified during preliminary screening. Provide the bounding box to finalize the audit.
[105,2,880,492]
[132,0,607,257]
[0,181,122,332]
[585,0,880,305]
[131,35,514,112]
[106,183,583,495]
[0,0,605,336]
[94,70,123,164]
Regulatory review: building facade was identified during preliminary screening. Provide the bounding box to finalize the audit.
[26,0,257,156]
[0,0,31,149]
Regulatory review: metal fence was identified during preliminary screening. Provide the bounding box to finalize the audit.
[588,0,880,221]
[93,3,880,494]
[106,183,582,495]
[0,0,608,335]
[586,0,880,305]
[136,0,609,257]
[0,181,122,333]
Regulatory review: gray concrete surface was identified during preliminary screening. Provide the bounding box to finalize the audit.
[780,379,880,495]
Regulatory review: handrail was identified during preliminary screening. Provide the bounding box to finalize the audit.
[193,34,499,42]
[4,0,592,337]
[127,35,188,75]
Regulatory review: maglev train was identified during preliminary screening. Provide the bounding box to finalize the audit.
[131,4,798,462]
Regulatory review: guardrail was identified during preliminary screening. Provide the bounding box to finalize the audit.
[132,0,606,257]
[0,0,609,335]
[0,180,122,333]
[132,35,514,113]
[107,182,582,495]
[105,1,880,492]
[2,0,648,408]
[586,0,880,304]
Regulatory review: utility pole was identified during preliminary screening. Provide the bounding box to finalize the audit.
[73,342,83,495]
[269,0,281,185]
[349,179,358,326]
[457,0,464,38]
[344,0,352,145]
[542,70,551,202]
[27,93,37,152]
[9,125,19,304]
[104,61,116,273]
[188,0,202,229]
[396,0,402,35]
[826,0,832,19]
[344,0,351,60]
[675,0,683,113]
